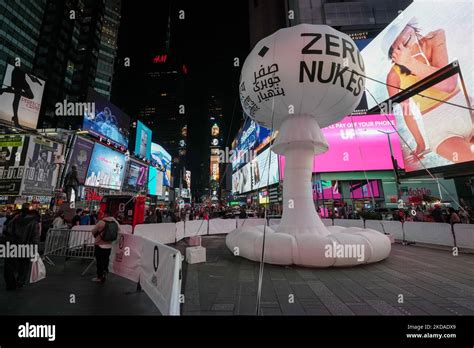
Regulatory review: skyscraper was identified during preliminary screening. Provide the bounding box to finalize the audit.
[0,0,47,82]
[94,0,122,100]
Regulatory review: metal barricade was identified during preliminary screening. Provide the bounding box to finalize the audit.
[44,228,96,275]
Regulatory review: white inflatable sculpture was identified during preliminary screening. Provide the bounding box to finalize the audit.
[226,24,391,267]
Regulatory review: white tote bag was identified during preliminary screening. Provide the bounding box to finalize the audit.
[30,253,46,283]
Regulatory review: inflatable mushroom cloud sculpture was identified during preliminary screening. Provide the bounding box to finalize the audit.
[226,24,391,267]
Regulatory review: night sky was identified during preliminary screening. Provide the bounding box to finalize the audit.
[112,1,250,194]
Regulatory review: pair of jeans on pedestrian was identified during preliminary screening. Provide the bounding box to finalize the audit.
[94,246,111,280]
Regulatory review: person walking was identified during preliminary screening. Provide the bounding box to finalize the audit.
[52,211,68,229]
[3,203,40,291]
[90,210,120,283]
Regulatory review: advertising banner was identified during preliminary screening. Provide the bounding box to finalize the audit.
[0,135,30,195]
[140,240,182,315]
[251,147,279,190]
[22,136,63,196]
[134,121,152,161]
[151,142,172,186]
[0,64,45,129]
[85,143,126,190]
[279,115,405,178]
[362,0,474,171]
[148,166,164,196]
[83,88,130,149]
[123,159,148,192]
[65,136,94,184]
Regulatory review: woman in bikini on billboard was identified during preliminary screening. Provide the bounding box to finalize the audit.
[385,18,474,164]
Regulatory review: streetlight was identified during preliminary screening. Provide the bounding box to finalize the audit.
[377,129,401,201]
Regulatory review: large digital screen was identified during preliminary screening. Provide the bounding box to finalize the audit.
[148,166,163,196]
[123,159,148,192]
[22,136,63,196]
[362,1,474,171]
[0,64,45,129]
[232,118,273,171]
[279,115,405,178]
[0,135,30,195]
[210,155,220,182]
[65,137,94,184]
[134,121,152,161]
[150,142,171,186]
[85,143,126,190]
[251,147,279,190]
[83,88,130,148]
[232,161,252,194]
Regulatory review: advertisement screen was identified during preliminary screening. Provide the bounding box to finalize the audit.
[232,118,273,171]
[279,115,405,178]
[362,1,474,171]
[123,159,148,192]
[85,143,126,190]
[150,142,171,186]
[210,155,220,182]
[0,64,45,129]
[0,135,30,195]
[148,166,163,196]
[259,190,269,204]
[134,121,152,161]
[65,137,94,184]
[83,88,130,148]
[232,161,252,194]
[251,147,279,190]
[22,136,63,196]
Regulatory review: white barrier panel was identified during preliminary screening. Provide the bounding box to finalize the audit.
[453,224,474,249]
[268,218,281,226]
[140,240,182,315]
[176,221,185,242]
[365,220,385,233]
[120,225,133,234]
[109,233,142,282]
[238,218,266,228]
[404,222,454,246]
[209,218,238,235]
[381,221,404,240]
[184,220,208,237]
[134,223,176,244]
[333,219,364,228]
[321,218,333,227]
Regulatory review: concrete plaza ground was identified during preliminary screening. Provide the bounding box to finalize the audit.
[1,235,473,316]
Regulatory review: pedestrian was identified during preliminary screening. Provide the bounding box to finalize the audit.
[90,210,120,283]
[448,207,461,226]
[79,210,91,225]
[72,209,82,226]
[64,165,80,203]
[144,209,157,224]
[155,209,163,223]
[431,205,444,223]
[3,203,40,291]
[52,211,68,229]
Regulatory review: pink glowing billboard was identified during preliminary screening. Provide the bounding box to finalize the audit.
[279,115,404,178]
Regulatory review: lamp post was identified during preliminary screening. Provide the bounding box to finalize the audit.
[378,130,400,201]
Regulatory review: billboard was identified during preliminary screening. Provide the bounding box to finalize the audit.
[210,154,220,182]
[65,137,94,184]
[362,0,474,171]
[85,143,126,190]
[185,170,191,190]
[251,147,279,190]
[123,159,148,192]
[0,135,30,195]
[148,166,163,196]
[134,121,152,161]
[0,64,45,129]
[279,115,405,178]
[232,161,252,194]
[83,88,130,148]
[150,142,172,186]
[232,118,273,170]
[22,136,63,196]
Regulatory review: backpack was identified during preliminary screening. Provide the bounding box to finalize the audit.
[101,220,118,242]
